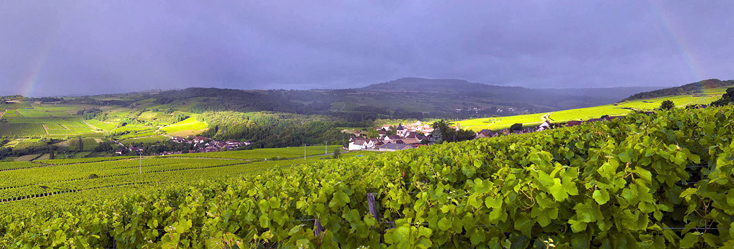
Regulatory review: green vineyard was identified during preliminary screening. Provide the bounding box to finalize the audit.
[1,107,733,248]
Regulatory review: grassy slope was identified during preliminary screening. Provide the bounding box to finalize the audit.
[461,86,728,131]
[160,115,208,135]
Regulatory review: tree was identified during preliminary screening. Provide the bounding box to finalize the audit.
[509,123,523,132]
[711,87,734,106]
[456,129,476,141]
[432,120,456,142]
[660,100,675,110]
[429,127,443,144]
[333,148,340,159]
[77,136,84,152]
[49,149,55,159]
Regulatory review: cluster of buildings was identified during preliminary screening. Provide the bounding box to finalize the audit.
[116,136,251,156]
[168,136,250,154]
[377,121,434,137]
[349,123,429,151]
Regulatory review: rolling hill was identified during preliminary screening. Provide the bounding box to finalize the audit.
[622,78,734,101]
[458,79,732,131]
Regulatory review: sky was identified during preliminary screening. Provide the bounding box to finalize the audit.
[0,1,732,97]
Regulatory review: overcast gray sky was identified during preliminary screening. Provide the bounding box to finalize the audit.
[0,1,732,97]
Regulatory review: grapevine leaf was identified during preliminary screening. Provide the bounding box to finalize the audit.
[468,195,483,209]
[597,159,619,180]
[673,152,687,166]
[687,153,701,164]
[438,217,451,231]
[549,178,568,201]
[562,178,578,196]
[485,196,502,209]
[621,186,638,205]
[259,214,270,228]
[592,189,610,205]
[679,233,699,248]
[618,151,631,163]
[574,200,602,223]
[488,208,505,223]
[470,229,486,246]
[680,188,697,202]
[385,226,410,245]
[514,215,533,236]
[473,178,490,194]
[537,171,553,187]
[269,197,280,209]
[633,167,652,184]
[568,219,587,233]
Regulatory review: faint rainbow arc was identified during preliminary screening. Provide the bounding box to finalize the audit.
[647,0,703,83]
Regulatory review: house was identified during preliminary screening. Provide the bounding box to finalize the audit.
[475,129,496,138]
[399,138,421,144]
[396,123,407,137]
[476,131,492,138]
[384,135,401,141]
[226,141,243,146]
[404,131,421,139]
[171,137,187,143]
[378,130,386,138]
[537,121,552,131]
[348,138,378,150]
[348,139,367,150]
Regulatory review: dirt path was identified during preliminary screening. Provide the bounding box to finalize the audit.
[42,124,49,134]
[80,119,105,133]
[0,110,5,119]
[542,113,553,122]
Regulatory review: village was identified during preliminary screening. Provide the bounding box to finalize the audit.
[115,136,251,156]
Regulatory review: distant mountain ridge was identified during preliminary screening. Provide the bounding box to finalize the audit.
[361,77,524,93]
[361,77,663,101]
[622,79,734,101]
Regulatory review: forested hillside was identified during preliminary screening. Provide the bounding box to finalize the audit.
[622,79,734,101]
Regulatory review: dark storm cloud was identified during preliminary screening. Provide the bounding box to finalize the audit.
[0,1,732,96]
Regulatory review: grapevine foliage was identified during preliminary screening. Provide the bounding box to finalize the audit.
[1,107,733,248]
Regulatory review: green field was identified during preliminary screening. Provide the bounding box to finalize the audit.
[165,145,342,160]
[0,123,46,137]
[0,147,336,214]
[84,119,118,131]
[0,103,207,144]
[119,135,169,145]
[160,116,208,135]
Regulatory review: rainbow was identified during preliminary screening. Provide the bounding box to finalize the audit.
[19,38,56,98]
[647,0,703,83]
